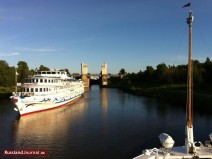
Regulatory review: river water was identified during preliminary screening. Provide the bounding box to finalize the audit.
[0,85,212,159]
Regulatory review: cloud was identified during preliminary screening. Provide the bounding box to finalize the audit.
[0,52,20,56]
[16,47,62,52]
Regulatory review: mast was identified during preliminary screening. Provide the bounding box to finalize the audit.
[187,10,193,129]
[185,10,195,153]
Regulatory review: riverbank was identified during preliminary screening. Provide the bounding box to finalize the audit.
[119,84,212,110]
[107,77,212,110]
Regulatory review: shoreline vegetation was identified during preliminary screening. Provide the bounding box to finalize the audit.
[0,59,212,110]
[1,81,212,111]
[108,80,212,111]
[107,58,212,110]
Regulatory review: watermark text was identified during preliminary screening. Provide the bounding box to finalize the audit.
[3,149,48,157]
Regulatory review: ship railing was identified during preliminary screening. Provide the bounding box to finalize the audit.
[12,92,34,97]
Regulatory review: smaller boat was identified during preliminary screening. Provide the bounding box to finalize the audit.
[10,69,84,116]
[133,9,212,159]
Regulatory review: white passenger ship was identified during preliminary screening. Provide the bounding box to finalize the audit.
[11,69,84,116]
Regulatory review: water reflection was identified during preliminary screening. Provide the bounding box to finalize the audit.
[13,96,87,158]
[101,88,108,113]
[0,86,212,159]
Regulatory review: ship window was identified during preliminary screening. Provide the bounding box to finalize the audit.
[36,79,38,82]
[40,79,43,83]
[27,88,29,92]
[40,88,42,92]
[35,88,38,92]
[48,79,50,83]
[45,79,47,83]
[31,88,33,92]
[52,72,56,74]
[47,72,51,74]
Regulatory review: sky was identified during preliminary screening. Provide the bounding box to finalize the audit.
[0,0,212,74]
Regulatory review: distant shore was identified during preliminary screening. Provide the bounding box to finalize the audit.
[116,84,212,110]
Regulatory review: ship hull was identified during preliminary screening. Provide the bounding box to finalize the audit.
[12,93,83,116]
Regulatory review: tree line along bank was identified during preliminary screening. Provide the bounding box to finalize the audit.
[1,58,212,107]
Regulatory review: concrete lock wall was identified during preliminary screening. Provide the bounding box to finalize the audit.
[101,63,108,86]
[81,63,108,87]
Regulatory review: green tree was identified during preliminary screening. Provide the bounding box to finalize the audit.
[192,60,203,85]
[175,65,187,84]
[163,66,175,84]
[193,65,203,85]
[203,57,212,83]
[0,60,15,86]
[38,65,50,71]
[64,69,71,76]
[155,63,168,83]
[143,66,154,82]
[119,68,126,75]
[28,69,35,76]
[17,61,29,83]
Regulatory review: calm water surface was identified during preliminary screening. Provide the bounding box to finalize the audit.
[0,85,212,159]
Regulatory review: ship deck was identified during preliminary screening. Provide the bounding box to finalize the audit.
[134,146,212,159]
